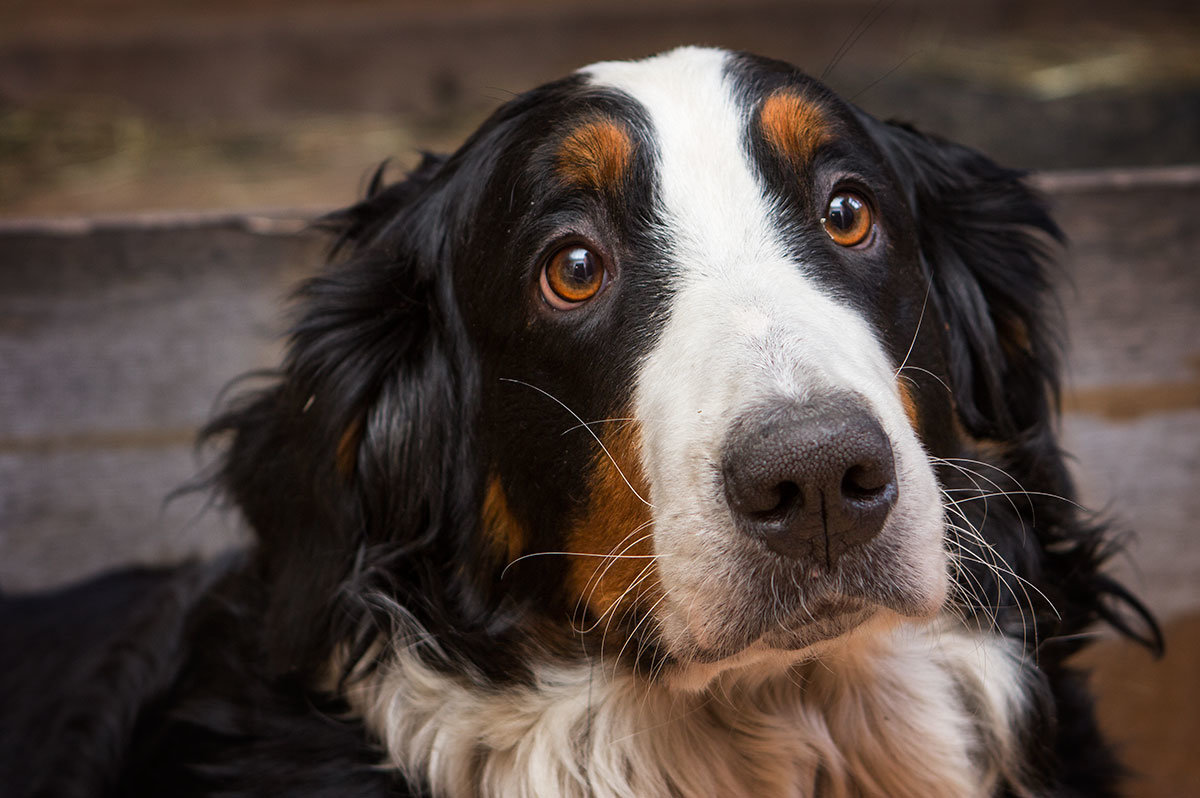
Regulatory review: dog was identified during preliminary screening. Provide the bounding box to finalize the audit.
[0,46,1161,797]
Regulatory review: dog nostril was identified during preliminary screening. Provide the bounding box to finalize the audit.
[841,463,889,500]
[722,396,898,561]
[752,481,802,520]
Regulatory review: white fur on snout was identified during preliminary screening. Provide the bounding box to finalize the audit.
[586,46,947,671]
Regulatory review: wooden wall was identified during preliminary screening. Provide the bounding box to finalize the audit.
[0,212,317,586]
[1042,168,1200,797]
[1,168,1197,794]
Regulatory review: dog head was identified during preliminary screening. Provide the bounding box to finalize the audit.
[210,47,1152,685]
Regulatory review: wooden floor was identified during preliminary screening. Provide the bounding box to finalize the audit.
[1081,613,1200,797]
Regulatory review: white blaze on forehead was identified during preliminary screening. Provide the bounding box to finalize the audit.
[581,47,893,394]
[581,46,900,440]
[583,47,788,276]
[580,47,947,660]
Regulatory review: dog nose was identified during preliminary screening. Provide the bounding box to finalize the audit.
[721,396,898,562]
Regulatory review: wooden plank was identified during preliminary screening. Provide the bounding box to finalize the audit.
[1028,170,1198,796]
[0,2,917,122]
[1045,169,1200,390]
[0,214,322,589]
[0,446,245,590]
[2,1,1196,175]
[0,214,320,441]
[1078,612,1200,798]
[0,167,1195,796]
[1043,168,1200,620]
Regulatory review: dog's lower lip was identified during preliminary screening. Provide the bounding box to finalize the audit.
[684,598,871,661]
[780,597,867,629]
[761,605,874,649]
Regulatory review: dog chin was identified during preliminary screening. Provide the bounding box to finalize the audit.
[757,603,878,650]
[695,598,872,654]
[661,608,902,692]
[655,556,952,690]
[653,535,948,672]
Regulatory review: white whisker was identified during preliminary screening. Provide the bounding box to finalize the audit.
[894,276,932,378]
[501,377,655,508]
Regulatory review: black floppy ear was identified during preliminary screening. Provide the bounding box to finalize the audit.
[204,154,482,675]
[863,116,1064,441]
[864,119,1165,655]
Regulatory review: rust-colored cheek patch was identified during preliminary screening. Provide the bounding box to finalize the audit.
[482,476,527,562]
[949,411,1014,467]
[556,118,634,192]
[566,423,661,626]
[896,377,922,435]
[759,90,831,165]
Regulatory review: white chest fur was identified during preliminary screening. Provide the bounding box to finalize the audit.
[344,619,1033,798]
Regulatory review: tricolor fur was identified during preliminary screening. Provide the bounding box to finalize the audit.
[0,47,1160,797]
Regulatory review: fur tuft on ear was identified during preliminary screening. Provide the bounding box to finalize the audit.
[864,118,1064,442]
[318,154,449,258]
[201,155,483,677]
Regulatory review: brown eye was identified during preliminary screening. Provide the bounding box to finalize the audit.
[541,245,606,309]
[822,191,873,247]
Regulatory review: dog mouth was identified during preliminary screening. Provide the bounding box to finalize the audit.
[757,595,874,645]
[676,594,877,664]
[645,499,947,667]
[677,565,885,655]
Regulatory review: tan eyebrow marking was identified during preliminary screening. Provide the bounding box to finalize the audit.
[759,90,832,165]
[556,118,635,191]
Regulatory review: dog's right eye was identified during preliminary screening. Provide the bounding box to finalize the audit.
[540,245,606,309]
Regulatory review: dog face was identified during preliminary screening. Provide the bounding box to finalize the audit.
[443,48,947,668]
[213,46,1085,682]
[450,47,957,673]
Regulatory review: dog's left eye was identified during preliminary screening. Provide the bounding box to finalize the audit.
[540,245,606,309]
[822,191,874,247]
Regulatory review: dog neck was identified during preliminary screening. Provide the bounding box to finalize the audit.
[342,617,1034,798]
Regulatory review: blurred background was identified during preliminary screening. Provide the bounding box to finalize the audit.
[1,1,1197,794]
[2,0,1198,214]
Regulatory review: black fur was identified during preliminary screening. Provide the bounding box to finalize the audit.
[0,51,1160,796]
[860,115,1162,795]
